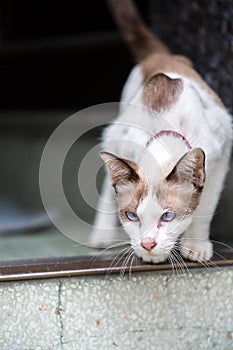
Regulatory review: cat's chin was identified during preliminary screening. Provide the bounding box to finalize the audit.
[140,253,169,264]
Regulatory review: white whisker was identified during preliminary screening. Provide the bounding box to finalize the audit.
[176,244,222,272]
[120,249,135,279]
[89,241,131,264]
[105,246,133,278]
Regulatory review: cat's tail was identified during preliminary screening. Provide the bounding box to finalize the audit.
[107,0,170,62]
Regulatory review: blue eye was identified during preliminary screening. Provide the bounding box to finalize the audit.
[160,211,176,222]
[125,211,139,222]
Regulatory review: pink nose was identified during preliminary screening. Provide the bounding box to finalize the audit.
[141,238,157,252]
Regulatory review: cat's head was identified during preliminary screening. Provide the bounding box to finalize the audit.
[100,147,205,263]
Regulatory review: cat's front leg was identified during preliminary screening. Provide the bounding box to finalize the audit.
[178,183,214,262]
[90,175,119,248]
[180,154,231,263]
[179,220,213,262]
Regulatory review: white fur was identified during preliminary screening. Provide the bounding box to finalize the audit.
[120,65,144,111]
[91,65,232,262]
[133,193,193,263]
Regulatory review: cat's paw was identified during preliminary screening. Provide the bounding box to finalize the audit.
[180,238,213,262]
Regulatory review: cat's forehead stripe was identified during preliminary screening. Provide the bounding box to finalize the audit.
[137,192,162,219]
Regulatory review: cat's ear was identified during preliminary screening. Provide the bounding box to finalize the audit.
[166,148,205,190]
[100,152,139,185]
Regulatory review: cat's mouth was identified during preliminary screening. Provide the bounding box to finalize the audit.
[134,247,170,264]
[140,252,170,264]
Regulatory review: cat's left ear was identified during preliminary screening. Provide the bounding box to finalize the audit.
[100,152,139,186]
[166,148,205,190]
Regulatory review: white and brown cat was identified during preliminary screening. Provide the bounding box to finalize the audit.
[91,0,232,263]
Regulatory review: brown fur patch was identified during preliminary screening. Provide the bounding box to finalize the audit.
[118,177,148,220]
[156,181,200,217]
[141,53,223,107]
[142,73,183,112]
[100,152,149,219]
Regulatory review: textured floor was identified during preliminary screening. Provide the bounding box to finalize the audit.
[0,267,232,349]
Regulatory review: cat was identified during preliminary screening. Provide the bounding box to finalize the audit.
[90,0,232,263]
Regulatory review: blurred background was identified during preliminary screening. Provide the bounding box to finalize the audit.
[0,0,232,261]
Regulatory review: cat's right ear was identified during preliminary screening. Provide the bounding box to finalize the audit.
[166,148,205,191]
[100,152,139,186]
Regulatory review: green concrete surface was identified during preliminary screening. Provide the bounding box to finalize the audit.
[0,267,232,350]
[0,228,95,261]
[0,111,232,265]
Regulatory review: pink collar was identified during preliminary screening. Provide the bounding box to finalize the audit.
[146,130,192,149]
